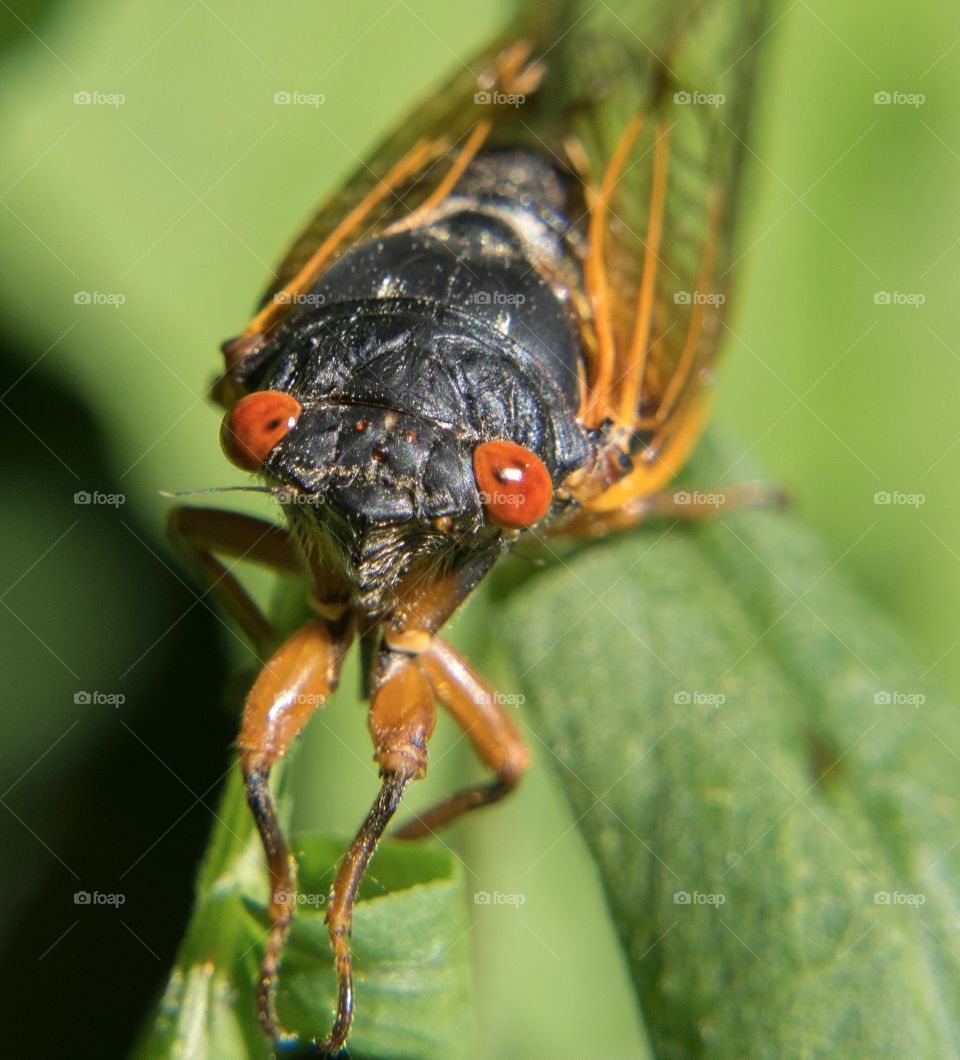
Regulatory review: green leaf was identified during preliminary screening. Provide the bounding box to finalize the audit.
[136,773,474,1060]
[249,840,474,1059]
[493,431,960,1057]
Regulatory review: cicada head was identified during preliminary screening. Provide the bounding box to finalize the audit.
[218,189,593,615]
[220,388,494,611]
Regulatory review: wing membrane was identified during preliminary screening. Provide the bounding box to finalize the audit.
[249,0,771,466]
[521,0,772,448]
[258,35,522,308]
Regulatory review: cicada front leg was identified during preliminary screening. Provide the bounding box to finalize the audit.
[167,506,356,1048]
[317,552,528,1052]
[317,632,531,1053]
[239,613,354,1051]
[317,648,436,1055]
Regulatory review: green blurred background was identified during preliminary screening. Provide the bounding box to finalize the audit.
[0,1,957,1056]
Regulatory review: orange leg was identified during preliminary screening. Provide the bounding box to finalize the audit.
[166,506,303,650]
[318,648,437,1055]
[239,614,354,1051]
[394,636,530,840]
[168,505,360,1048]
[313,555,522,1051]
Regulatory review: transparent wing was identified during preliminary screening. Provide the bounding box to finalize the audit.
[244,0,771,461]
[257,32,532,308]
[521,0,772,453]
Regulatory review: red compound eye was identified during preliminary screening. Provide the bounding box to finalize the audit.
[473,440,553,529]
[221,391,302,471]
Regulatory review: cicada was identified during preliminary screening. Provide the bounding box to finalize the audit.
[169,3,772,1052]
